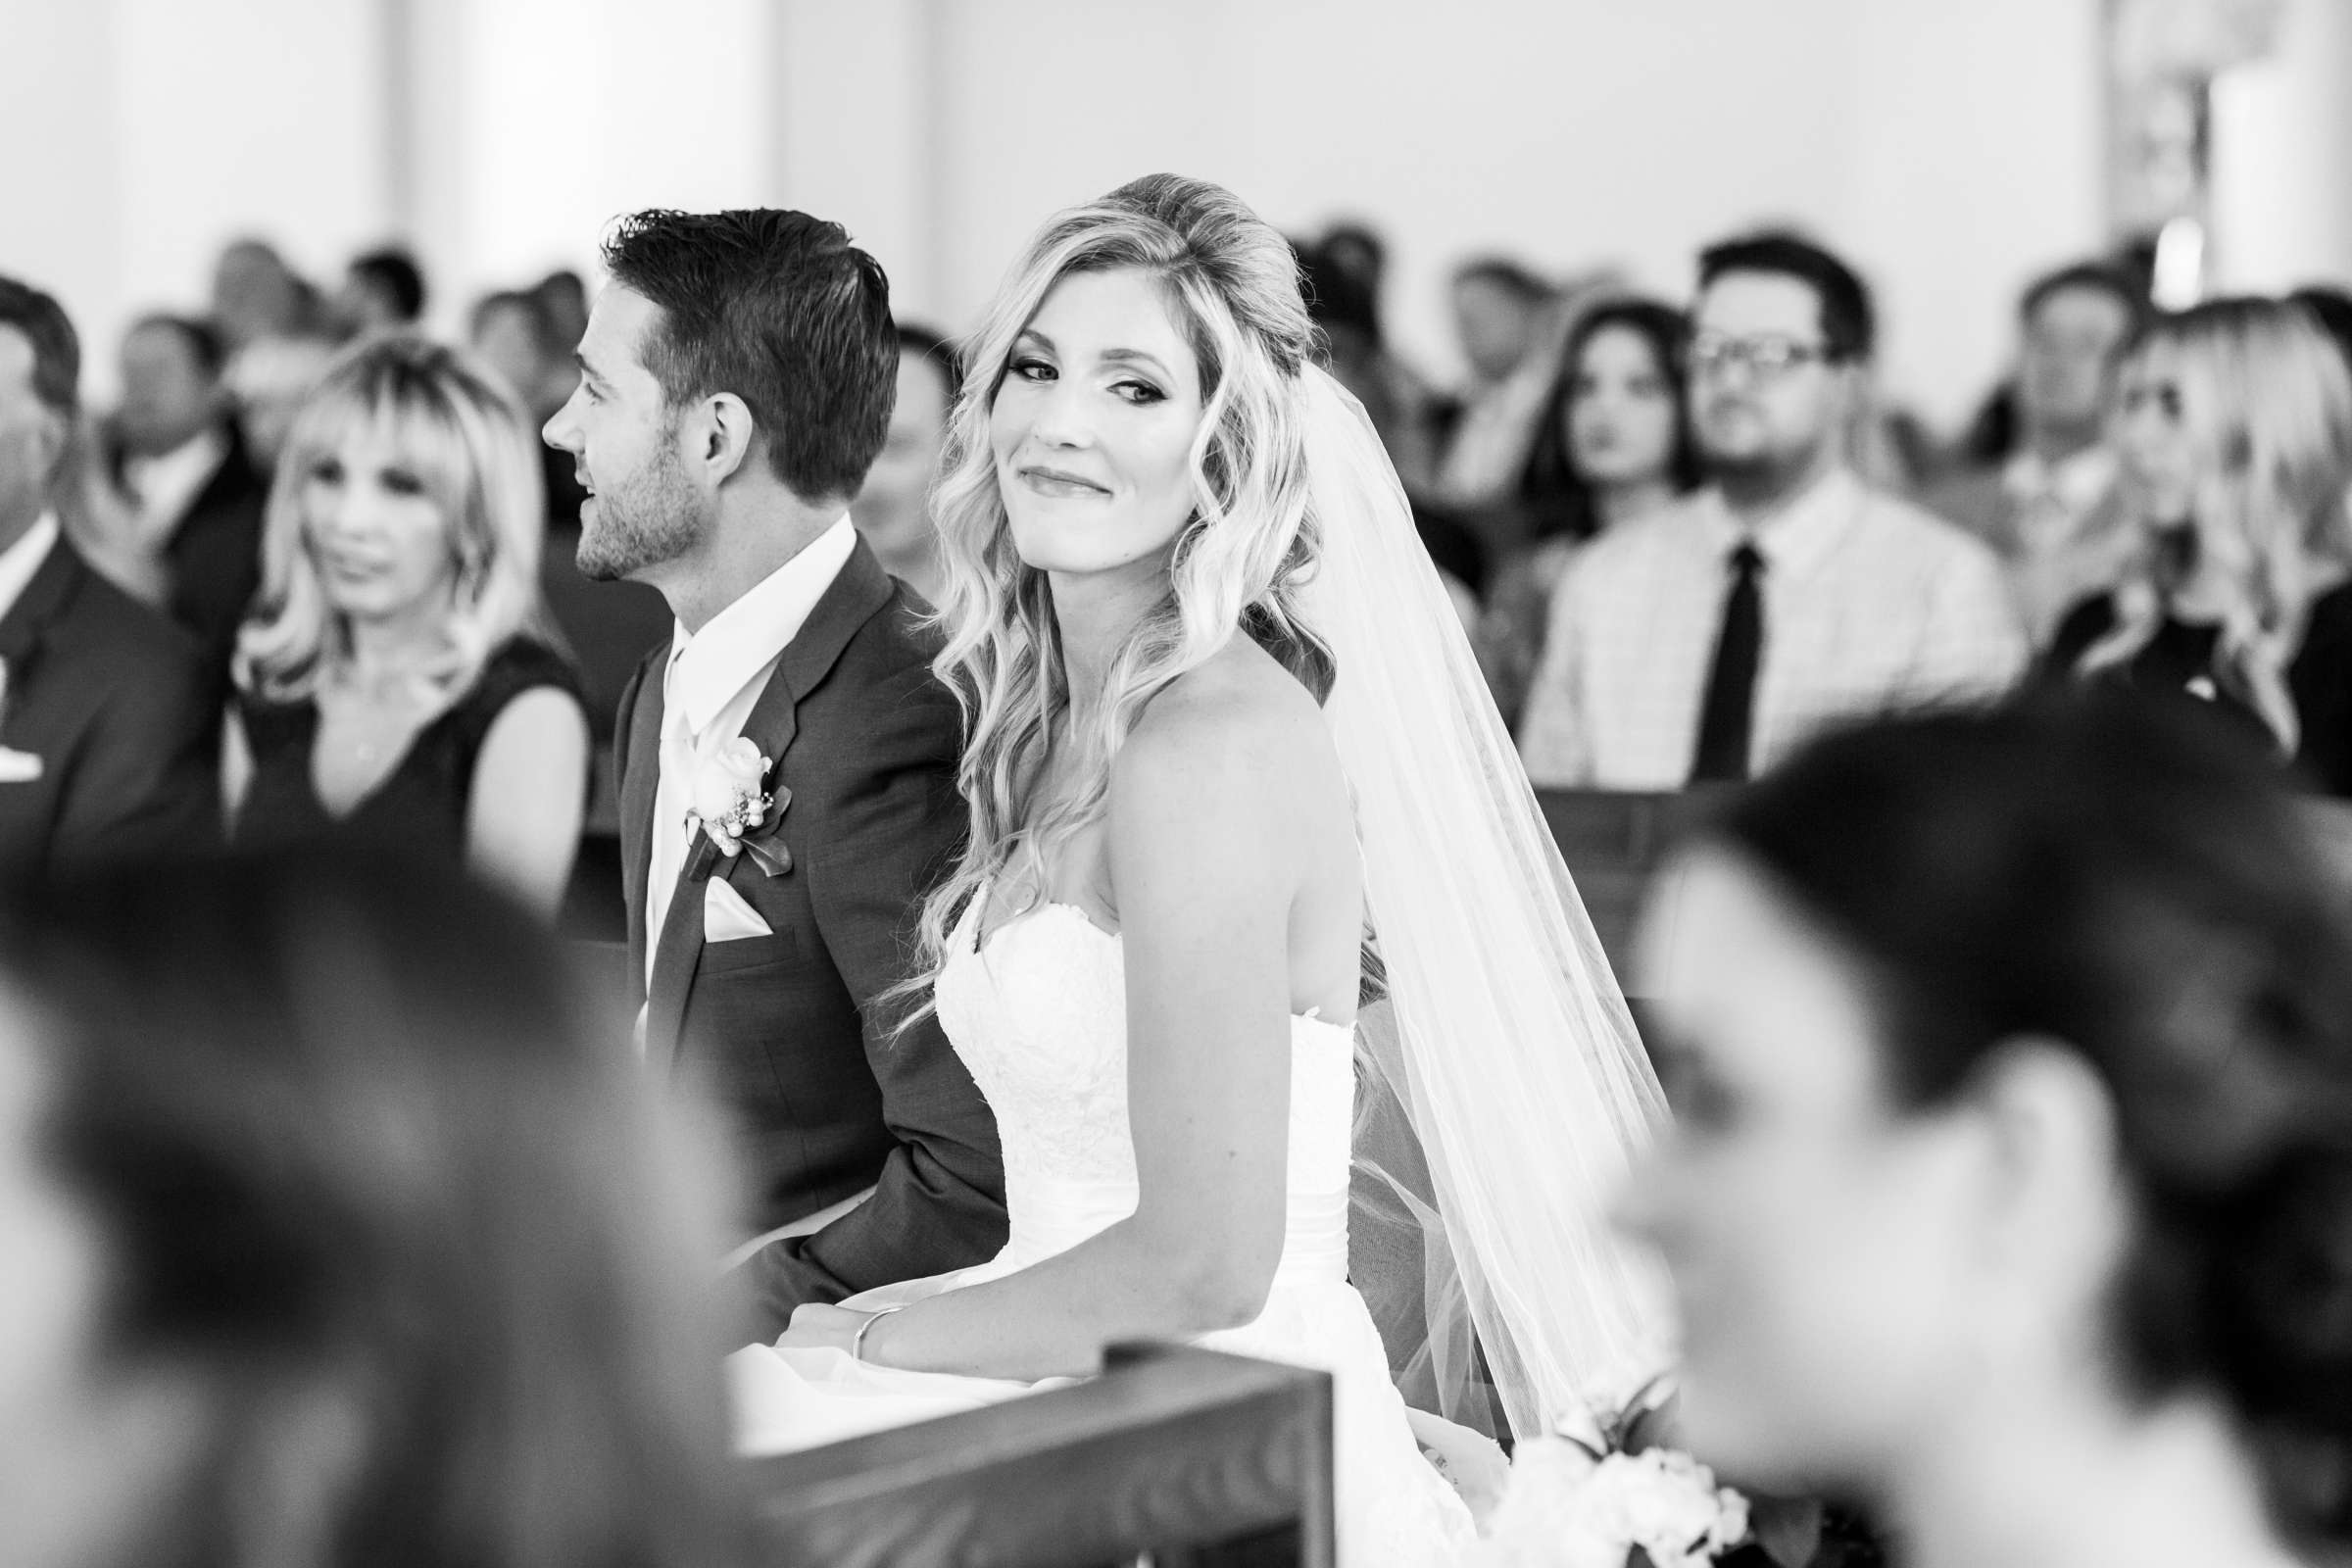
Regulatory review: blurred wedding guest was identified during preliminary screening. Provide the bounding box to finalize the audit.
[113,313,270,684]
[1925,262,2148,643]
[336,244,428,334]
[2292,284,2352,377]
[1625,693,2352,1568]
[227,336,590,916]
[1300,241,1441,495]
[210,237,316,355]
[0,848,752,1568]
[0,277,215,875]
[1433,257,1560,528]
[1479,298,1703,725]
[223,329,342,470]
[852,322,959,607]
[2045,298,2352,795]
[471,288,573,425]
[1319,220,1387,298]
[1519,235,2025,787]
[536,269,592,357]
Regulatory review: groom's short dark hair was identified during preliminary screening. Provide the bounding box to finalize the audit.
[602,208,897,503]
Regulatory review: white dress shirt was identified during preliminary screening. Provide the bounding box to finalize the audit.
[645,516,858,983]
[0,514,59,628]
[1997,446,2132,646]
[1517,468,2028,789]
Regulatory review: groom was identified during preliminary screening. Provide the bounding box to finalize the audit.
[545,208,1005,1334]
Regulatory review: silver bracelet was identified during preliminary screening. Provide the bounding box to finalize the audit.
[851,1304,906,1364]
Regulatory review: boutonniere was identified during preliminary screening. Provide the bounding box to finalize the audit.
[685,736,792,875]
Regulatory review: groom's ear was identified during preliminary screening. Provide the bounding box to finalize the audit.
[695,391,758,487]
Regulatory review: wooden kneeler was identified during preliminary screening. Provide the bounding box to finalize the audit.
[747,1342,1336,1568]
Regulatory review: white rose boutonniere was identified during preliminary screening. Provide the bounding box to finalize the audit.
[684,737,793,875]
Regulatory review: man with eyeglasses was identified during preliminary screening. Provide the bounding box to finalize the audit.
[1924,262,2147,646]
[1519,233,2025,789]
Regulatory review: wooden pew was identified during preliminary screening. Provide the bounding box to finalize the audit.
[1534,787,1720,981]
[747,1343,1336,1568]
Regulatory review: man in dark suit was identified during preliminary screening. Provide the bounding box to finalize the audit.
[114,312,270,687]
[1923,262,2145,647]
[0,278,218,877]
[544,209,1005,1336]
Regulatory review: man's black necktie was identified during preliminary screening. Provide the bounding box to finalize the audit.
[1689,541,1766,784]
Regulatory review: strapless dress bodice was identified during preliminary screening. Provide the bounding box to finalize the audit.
[936,896,1357,1277]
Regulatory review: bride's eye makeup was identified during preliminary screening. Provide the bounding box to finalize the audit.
[1007,356,1055,383]
[1110,377,1164,406]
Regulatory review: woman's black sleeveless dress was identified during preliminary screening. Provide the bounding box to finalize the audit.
[234,638,587,858]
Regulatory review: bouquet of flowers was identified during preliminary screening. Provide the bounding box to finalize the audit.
[1463,1374,1750,1568]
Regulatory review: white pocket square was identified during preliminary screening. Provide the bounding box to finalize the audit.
[703,876,773,942]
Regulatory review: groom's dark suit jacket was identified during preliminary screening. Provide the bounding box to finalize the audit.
[616,537,1005,1333]
[0,537,218,878]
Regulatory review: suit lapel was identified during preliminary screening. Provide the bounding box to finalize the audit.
[0,536,86,698]
[639,536,897,1073]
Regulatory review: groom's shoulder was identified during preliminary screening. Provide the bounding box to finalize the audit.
[831,577,948,691]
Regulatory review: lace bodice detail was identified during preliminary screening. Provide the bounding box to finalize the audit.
[935,896,1357,1270]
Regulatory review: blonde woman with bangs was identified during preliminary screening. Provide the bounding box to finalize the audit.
[735,175,1671,1566]
[226,334,590,913]
[2046,298,2352,792]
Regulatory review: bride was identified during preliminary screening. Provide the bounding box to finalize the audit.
[731,174,1669,1565]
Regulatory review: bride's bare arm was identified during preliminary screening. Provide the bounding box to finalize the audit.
[815,676,1320,1381]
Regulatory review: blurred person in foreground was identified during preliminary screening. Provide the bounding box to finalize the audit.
[1480,298,1704,727]
[851,322,960,608]
[226,336,589,916]
[111,313,270,683]
[1925,262,2148,644]
[542,208,1005,1331]
[335,245,429,336]
[0,848,751,1568]
[1624,691,2352,1568]
[2044,298,2352,796]
[0,276,215,875]
[1518,234,2025,788]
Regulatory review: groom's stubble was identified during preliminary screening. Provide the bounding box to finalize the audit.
[576,431,712,583]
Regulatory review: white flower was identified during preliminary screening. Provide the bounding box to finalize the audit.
[687,738,772,854]
[1473,1441,1747,1568]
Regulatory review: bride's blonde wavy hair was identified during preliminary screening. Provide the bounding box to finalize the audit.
[900,173,1332,1016]
[2082,297,2352,751]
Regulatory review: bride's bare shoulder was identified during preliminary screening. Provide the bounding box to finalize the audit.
[1109,638,1342,825]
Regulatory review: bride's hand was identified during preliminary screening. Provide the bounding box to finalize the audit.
[777,1302,869,1355]
[1404,1407,1513,1527]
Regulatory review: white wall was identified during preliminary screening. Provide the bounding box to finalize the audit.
[0,0,387,397]
[2210,0,2352,294]
[826,0,2110,426]
[406,0,778,332]
[22,1,2348,432]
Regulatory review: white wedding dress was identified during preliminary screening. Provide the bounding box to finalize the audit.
[727,892,1476,1565]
